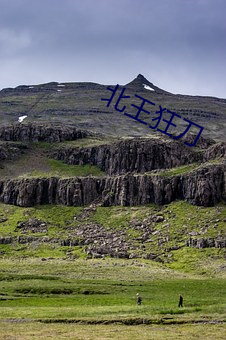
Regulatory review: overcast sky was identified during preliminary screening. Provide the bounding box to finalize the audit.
[0,0,225,97]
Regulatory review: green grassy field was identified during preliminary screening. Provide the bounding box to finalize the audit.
[0,322,225,340]
[0,258,225,339]
[0,199,225,338]
[23,159,104,178]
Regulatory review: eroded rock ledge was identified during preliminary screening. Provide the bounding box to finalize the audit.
[0,163,225,207]
[0,124,225,208]
[0,123,91,142]
[51,138,203,175]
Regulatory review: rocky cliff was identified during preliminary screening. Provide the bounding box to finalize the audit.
[203,142,226,160]
[0,123,91,142]
[0,163,225,207]
[51,138,204,175]
[0,124,225,208]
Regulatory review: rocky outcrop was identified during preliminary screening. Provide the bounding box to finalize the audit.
[76,222,131,258]
[1,220,224,260]
[0,127,225,208]
[203,142,226,160]
[0,237,13,244]
[179,133,215,149]
[180,164,226,205]
[16,218,48,233]
[0,164,225,207]
[0,235,79,246]
[52,138,203,175]
[0,142,28,161]
[187,237,226,248]
[0,124,91,142]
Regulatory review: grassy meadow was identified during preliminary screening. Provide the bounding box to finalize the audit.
[0,199,225,338]
[0,257,225,339]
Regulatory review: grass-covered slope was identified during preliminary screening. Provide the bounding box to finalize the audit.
[0,140,106,179]
[0,201,225,277]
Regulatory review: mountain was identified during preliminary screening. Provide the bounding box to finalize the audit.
[0,73,225,332]
[0,74,225,141]
[125,73,171,94]
[0,75,225,267]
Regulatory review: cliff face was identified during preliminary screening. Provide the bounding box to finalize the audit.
[0,124,90,142]
[203,142,226,160]
[52,139,203,175]
[0,164,225,207]
[0,124,225,208]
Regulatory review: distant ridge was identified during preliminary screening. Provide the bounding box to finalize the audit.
[0,73,225,141]
[125,74,172,94]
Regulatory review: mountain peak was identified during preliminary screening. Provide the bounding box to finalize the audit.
[125,74,171,94]
[136,74,148,81]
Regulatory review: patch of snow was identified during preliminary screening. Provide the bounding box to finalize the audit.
[57,84,65,87]
[18,115,27,123]
[29,86,34,89]
[143,84,155,91]
[57,89,62,92]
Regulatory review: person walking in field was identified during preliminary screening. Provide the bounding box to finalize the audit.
[178,294,183,307]
[136,293,142,306]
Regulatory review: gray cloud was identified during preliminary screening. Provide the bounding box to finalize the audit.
[0,0,225,97]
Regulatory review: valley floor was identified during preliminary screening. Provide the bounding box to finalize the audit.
[0,257,225,339]
[0,195,225,339]
[0,322,225,340]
